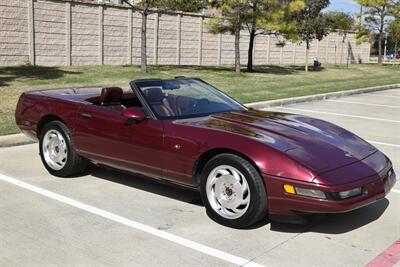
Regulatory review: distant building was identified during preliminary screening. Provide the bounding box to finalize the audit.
[93,0,219,17]
[95,0,218,16]
[206,7,222,17]
[97,0,137,4]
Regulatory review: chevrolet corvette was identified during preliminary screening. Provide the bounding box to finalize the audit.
[15,77,396,228]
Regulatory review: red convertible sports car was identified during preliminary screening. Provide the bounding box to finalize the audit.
[16,77,396,228]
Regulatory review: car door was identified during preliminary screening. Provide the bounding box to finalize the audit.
[162,120,201,185]
[72,103,164,178]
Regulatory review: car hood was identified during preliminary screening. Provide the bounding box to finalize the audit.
[177,109,377,173]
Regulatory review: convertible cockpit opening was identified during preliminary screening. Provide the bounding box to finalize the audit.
[133,78,246,119]
[86,87,142,111]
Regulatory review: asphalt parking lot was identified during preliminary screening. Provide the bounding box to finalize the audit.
[0,89,399,267]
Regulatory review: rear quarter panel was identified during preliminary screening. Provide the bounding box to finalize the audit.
[15,93,82,140]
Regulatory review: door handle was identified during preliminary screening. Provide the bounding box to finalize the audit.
[81,112,92,119]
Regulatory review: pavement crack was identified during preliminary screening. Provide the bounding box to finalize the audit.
[240,221,319,266]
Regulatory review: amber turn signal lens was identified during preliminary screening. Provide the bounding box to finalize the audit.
[283,184,296,194]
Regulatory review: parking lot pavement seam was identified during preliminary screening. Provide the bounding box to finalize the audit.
[324,99,400,109]
[246,85,400,109]
[275,107,400,123]
[364,93,400,99]
[242,222,318,264]
[0,173,265,267]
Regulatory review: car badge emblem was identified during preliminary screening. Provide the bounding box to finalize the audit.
[174,144,182,150]
[344,151,353,157]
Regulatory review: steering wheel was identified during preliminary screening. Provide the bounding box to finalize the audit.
[176,97,209,115]
[193,98,209,109]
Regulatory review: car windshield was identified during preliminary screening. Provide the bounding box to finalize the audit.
[132,78,246,119]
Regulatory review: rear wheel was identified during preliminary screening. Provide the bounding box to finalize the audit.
[39,121,88,177]
[200,153,268,228]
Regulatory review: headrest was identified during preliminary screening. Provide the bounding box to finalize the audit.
[144,87,165,104]
[100,87,123,106]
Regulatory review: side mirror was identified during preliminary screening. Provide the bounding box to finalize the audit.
[122,107,147,124]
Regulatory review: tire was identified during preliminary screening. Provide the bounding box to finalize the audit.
[39,121,88,177]
[200,153,268,228]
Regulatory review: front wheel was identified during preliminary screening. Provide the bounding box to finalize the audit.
[200,153,268,228]
[39,121,88,177]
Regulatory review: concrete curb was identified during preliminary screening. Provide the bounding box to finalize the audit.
[0,134,36,148]
[245,84,400,109]
[1,83,399,148]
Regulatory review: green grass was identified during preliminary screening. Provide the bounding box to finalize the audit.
[1,64,400,136]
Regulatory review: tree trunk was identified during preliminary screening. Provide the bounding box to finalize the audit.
[340,35,345,65]
[378,13,384,64]
[305,41,309,72]
[378,31,383,64]
[247,4,257,73]
[140,9,148,73]
[247,29,255,72]
[345,33,350,68]
[234,19,241,74]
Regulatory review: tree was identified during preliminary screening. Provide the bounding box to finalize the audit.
[244,0,305,72]
[207,0,304,73]
[325,12,355,66]
[122,0,153,73]
[388,18,400,58]
[292,0,330,72]
[122,0,207,73]
[355,0,398,64]
[154,0,207,13]
[207,0,249,74]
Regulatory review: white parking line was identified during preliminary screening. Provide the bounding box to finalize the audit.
[275,107,400,123]
[364,93,400,99]
[325,99,400,109]
[0,173,263,267]
[392,189,400,194]
[366,140,400,148]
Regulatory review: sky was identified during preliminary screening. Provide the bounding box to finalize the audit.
[326,0,361,13]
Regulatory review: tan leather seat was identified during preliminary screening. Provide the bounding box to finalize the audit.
[100,87,126,112]
[144,88,175,117]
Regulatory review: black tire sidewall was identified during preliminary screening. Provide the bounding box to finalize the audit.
[39,121,82,177]
[200,153,268,228]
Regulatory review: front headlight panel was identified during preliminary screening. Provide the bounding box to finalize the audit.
[295,187,326,199]
[338,187,363,199]
[283,184,326,199]
[284,184,363,200]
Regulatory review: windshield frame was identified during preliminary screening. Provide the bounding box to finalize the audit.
[129,77,247,120]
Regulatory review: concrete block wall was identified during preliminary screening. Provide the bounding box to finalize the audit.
[0,0,29,65]
[157,13,177,65]
[103,7,128,65]
[71,3,99,65]
[0,0,371,67]
[34,0,66,66]
[131,11,143,64]
[180,15,200,65]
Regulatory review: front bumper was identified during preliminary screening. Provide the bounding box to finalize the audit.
[263,167,396,219]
